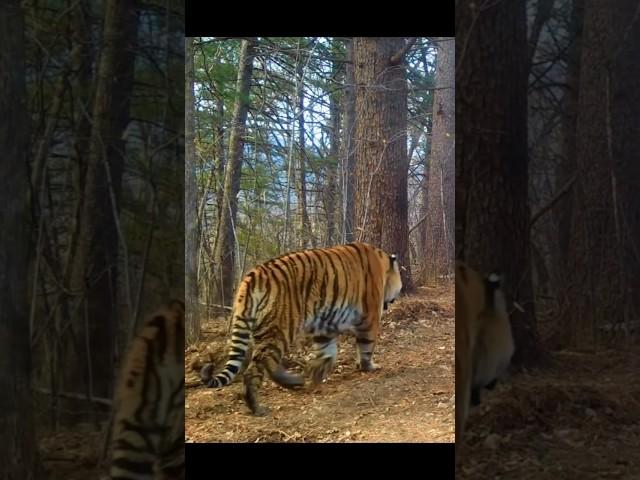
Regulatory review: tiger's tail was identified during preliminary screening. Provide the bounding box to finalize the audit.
[201,312,254,388]
[200,274,304,395]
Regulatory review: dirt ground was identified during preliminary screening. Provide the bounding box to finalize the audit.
[457,348,640,479]
[185,284,455,443]
[37,283,453,478]
[40,427,108,479]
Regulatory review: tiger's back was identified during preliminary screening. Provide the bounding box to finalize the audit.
[201,242,403,415]
[236,242,394,344]
[110,299,185,480]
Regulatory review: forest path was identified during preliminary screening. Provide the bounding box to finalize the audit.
[457,348,640,479]
[186,284,455,443]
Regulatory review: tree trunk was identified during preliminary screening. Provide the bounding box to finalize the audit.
[325,46,341,246]
[341,38,356,243]
[423,37,455,283]
[214,96,225,222]
[68,0,138,398]
[214,38,255,305]
[353,37,413,290]
[555,0,583,346]
[185,37,200,344]
[0,2,39,477]
[456,0,540,365]
[418,147,430,273]
[565,0,640,347]
[296,55,312,249]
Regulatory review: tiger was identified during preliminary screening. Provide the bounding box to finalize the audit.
[110,299,185,480]
[455,261,514,446]
[200,242,403,416]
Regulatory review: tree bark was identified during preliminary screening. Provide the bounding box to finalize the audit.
[68,0,138,397]
[296,54,313,249]
[214,96,225,223]
[565,0,640,347]
[214,38,256,305]
[185,37,200,344]
[353,37,413,290]
[0,1,39,477]
[341,38,356,243]
[423,37,455,283]
[456,0,540,365]
[554,0,583,346]
[325,45,341,246]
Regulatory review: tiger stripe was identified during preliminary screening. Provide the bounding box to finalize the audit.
[200,242,402,415]
[110,299,185,480]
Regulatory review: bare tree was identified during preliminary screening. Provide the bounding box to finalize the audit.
[214,38,256,305]
[456,0,540,365]
[186,36,200,344]
[564,0,640,347]
[68,0,138,397]
[325,39,342,245]
[341,38,357,243]
[0,1,39,477]
[353,37,414,290]
[295,42,313,248]
[423,37,455,283]
[195,38,433,303]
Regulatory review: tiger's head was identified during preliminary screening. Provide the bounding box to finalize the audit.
[383,254,403,309]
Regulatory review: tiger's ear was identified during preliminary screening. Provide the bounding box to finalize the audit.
[485,271,503,287]
[389,254,400,272]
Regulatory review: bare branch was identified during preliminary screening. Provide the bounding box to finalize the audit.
[408,212,429,236]
[529,176,575,229]
[390,37,418,65]
[34,388,112,406]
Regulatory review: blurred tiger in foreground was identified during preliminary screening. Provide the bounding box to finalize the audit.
[455,261,514,446]
[200,242,403,415]
[110,299,185,480]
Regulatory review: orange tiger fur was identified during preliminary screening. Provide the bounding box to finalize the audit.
[455,261,514,446]
[110,299,185,480]
[200,242,403,415]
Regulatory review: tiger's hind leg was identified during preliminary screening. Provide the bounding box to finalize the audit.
[306,335,338,385]
[269,363,305,389]
[354,323,380,372]
[242,343,296,415]
[242,362,267,416]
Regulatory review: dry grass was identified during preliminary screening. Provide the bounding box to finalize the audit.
[39,426,107,479]
[457,349,640,479]
[39,283,454,477]
[186,284,455,443]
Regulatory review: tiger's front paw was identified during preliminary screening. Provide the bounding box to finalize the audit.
[358,359,380,372]
[251,405,269,417]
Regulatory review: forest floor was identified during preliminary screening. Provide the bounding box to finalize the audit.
[40,426,107,479]
[185,283,455,443]
[457,348,640,479]
[37,283,453,478]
